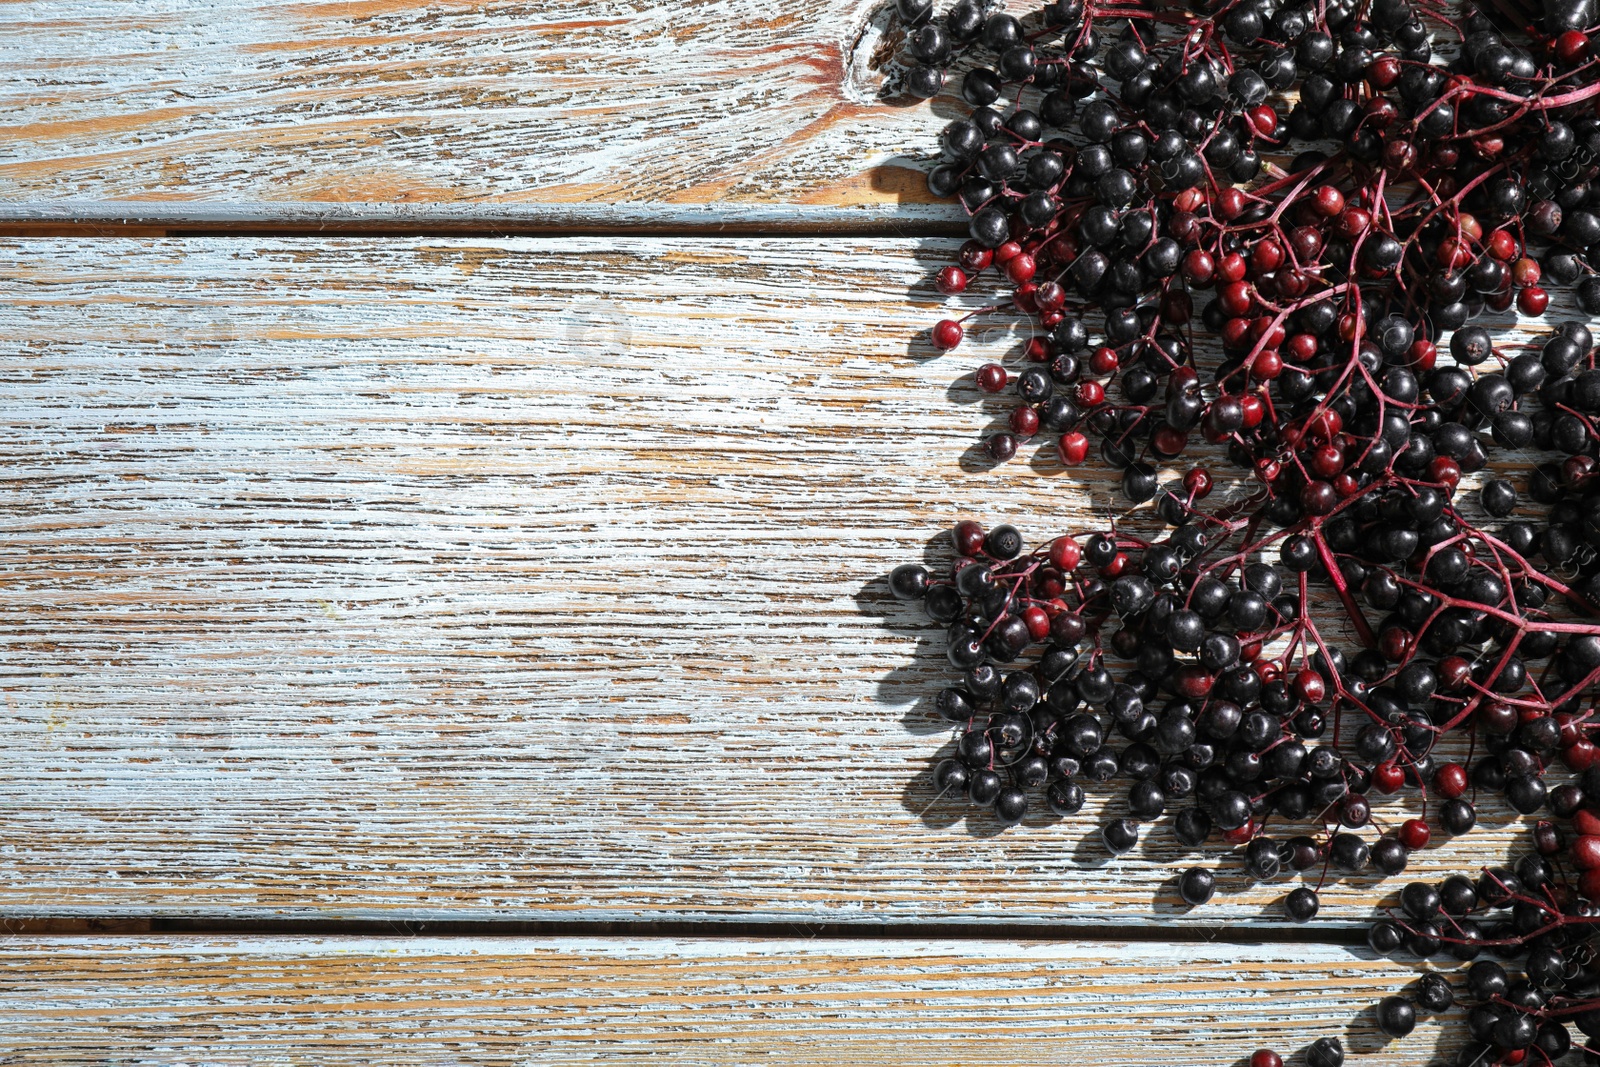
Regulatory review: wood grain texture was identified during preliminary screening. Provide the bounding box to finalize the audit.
[0,0,961,225]
[0,236,1557,924]
[0,936,1463,1064]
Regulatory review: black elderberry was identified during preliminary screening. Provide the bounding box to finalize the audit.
[1369,920,1406,955]
[1285,887,1321,923]
[1376,996,1417,1038]
[1102,818,1139,854]
[968,769,1003,806]
[1178,866,1216,905]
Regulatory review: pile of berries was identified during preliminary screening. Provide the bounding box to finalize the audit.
[877,0,1600,1057]
[1353,777,1600,1063]
[905,0,1600,472]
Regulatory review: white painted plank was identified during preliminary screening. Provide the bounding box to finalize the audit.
[0,936,1459,1064]
[0,236,1552,923]
[0,0,958,223]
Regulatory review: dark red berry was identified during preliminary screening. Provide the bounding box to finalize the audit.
[976,363,1008,393]
[936,266,968,295]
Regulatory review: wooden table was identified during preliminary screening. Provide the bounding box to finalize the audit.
[0,1,1547,1060]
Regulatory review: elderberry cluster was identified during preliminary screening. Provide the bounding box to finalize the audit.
[890,315,1600,915]
[908,0,1600,475]
[870,0,1600,1055]
[1351,773,1600,1065]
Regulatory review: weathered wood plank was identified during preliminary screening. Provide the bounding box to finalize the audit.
[0,0,958,225]
[0,236,1552,924]
[0,936,1458,1064]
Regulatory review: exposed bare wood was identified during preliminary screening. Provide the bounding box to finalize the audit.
[0,935,1461,1064]
[0,236,1557,924]
[0,0,963,227]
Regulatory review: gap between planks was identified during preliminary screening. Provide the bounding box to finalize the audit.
[0,204,968,240]
[0,916,1368,945]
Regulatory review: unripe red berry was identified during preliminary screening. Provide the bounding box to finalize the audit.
[1219,281,1253,316]
[1307,408,1341,441]
[1407,339,1437,371]
[1336,206,1371,237]
[1279,334,1314,367]
[1239,394,1265,428]
[1250,238,1285,274]
[1436,237,1471,269]
[1246,105,1277,137]
[1398,819,1430,851]
[958,241,993,273]
[1250,317,1286,349]
[1380,625,1413,661]
[976,363,1007,393]
[1250,349,1282,381]
[1557,29,1590,64]
[1168,211,1202,242]
[1035,281,1066,313]
[1310,444,1344,478]
[1057,431,1089,465]
[1050,536,1081,571]
[1009,405,1039,436]
[1013,282,1039,314]
[935,266,968,295]
[1175,666,1213,699]
[1182,249,1216,286]
[1427,455,1462,491]
[1368,54,1402,88]
[1294,669,1326,704]
[1153,424,1188,456]
[1371,760,1404,794]
[1005,252,1037,284]
[1022,605,1051,642]
[953,520,986,556]
[985,432,1017,462]
[1433,761,1467,799]
[1222,316,1252,350]
[1438,655,1473,691]
[1312,185,1346,216]
[1518,286,1550,316]
[1486,228,1517,260]
[1300,478,1335,514]
[932,319,963,350]
[1384,139,1417,171]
